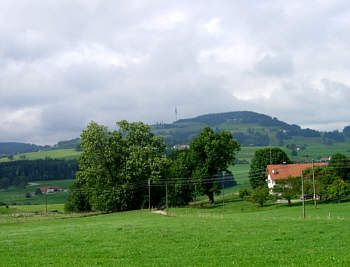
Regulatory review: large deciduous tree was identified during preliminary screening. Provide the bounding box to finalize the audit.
[166,149,195,206]
[190,127,240,204]
[65,120,169,212]
[249,147,291,189]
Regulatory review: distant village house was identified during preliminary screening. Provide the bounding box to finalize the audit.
[319,156,332,163]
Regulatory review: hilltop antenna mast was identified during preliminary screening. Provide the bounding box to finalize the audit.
[174,106,178,122]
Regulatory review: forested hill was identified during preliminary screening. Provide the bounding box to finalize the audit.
[177,111,288,127]
[0,138,80,156]
[0,142,50,156]
[151,111,350,146]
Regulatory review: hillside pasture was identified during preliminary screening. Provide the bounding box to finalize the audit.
[0,148,81,162]
[0,198,350,266]
[235,143,350,164]
[287,143,350,162]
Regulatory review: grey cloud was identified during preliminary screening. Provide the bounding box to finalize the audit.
[254,55,294,77]
[1,0,350,144]
[238,78,350,130]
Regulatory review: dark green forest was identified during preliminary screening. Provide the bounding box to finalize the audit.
[0,159,78,189]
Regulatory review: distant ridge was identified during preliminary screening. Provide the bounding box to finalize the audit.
[1,111,349,153]
[0,142,50,156]
[151,111,347,146]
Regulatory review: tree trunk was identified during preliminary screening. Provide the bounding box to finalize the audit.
[287,198,291,207]
[208,192,215,204]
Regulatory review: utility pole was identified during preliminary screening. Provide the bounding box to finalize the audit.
[222,176,225,214]
[301,171,305,219]
[166,182,168,214]
[312,159,317,209]
[148,179,151,211]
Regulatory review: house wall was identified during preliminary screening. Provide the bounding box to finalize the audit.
[267,174,276,190]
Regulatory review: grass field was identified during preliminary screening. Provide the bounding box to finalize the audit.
[0,148,81,162]
[1,197,350,266]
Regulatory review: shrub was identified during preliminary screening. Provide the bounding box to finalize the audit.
[250,186,269,207]
[239,188,251,199]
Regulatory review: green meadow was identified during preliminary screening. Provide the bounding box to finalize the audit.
[1,197,350,266]
[0,148,81,162]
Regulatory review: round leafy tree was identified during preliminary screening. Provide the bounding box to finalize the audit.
[249,147,291,189]
[190,127,240,204]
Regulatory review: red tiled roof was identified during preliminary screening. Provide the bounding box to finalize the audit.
[40,186,60,192]
[267,163,327,180]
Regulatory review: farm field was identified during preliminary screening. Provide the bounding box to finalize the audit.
[0,148,81,162]
[1,198,350,266]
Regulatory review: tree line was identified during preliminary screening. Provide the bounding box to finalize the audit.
[0,159,78,189]
[65,121,240,212]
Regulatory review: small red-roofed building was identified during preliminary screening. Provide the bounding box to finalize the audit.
[266,163,327,190]
[40,186,60,194]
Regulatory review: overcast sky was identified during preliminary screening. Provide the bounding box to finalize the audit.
[1,0,350,144]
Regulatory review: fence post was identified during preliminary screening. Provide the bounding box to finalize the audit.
[312,159,317,208]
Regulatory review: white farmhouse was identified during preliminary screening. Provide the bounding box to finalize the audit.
[266,163,327,191]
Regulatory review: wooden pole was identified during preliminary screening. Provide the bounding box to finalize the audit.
[148,179,151,211]
[222,177,225,214]
[301,172,305,219]
[312,159,317,208]
[166,182,168,213]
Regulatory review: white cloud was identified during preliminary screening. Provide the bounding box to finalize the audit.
[140,12,186,31]
[204,18,223,36]
[54,43,149,68]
